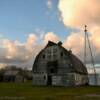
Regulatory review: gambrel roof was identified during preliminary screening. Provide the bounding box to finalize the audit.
[33,41,88,75]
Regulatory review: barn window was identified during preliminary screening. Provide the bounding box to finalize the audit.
[47,50,51,54]
[43,54,45,59]
[53,48,57,53]
[53,54,57,59]
[44,75,46,80]
[50,68,54,73]
[61,52,63,57]
[47,55,51,59]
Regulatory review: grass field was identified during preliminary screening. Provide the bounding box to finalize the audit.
[0,82,100,100]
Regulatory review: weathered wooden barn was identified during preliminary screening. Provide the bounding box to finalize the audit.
[32,41,88,86]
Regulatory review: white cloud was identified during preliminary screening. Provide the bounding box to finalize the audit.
[0,33,38,64]
[0,32,59,68]
[91,26,100,49]
[47,0,52,9]
[0,63,7,69]
[0,30,100,72]
[3,39,17,59]
[25,33,38,52]
[58,0,100,70]
[44,32,59,43]
[58,0,100,28]
[63,26,100,64]
[63,32,84,55]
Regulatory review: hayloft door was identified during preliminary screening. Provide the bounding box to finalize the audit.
[47,60,58,74]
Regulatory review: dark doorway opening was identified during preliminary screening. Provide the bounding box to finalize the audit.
[47,60,58,85]
[47,75,52,85]
[47,60,58,74]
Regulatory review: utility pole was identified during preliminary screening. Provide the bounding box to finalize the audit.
[84,25,87,66]
[84,25,97,85]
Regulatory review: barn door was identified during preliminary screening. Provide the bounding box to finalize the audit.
[47,75,52,85]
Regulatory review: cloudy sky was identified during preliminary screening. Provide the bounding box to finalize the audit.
[0,0,100,73]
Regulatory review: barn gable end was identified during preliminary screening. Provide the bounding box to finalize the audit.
[32,41,88,86]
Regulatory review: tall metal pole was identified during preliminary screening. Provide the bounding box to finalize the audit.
[84,25,97,85]
[84,25,87,66]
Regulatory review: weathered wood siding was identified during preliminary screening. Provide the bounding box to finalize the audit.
[33,42,88,86]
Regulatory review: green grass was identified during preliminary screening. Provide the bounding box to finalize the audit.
[0,82,100,100]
